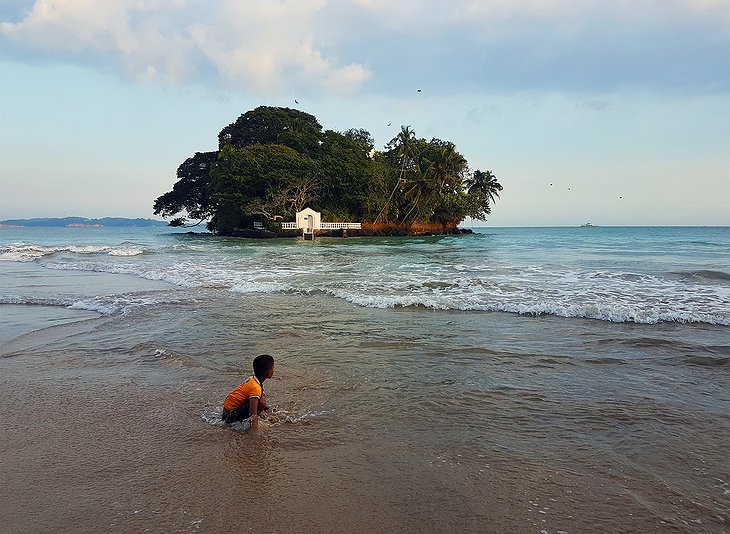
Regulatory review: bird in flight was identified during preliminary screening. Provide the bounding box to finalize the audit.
[294,99,299,104]
[387,123,391,126]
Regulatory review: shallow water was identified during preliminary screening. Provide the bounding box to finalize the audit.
[1,226,729,532]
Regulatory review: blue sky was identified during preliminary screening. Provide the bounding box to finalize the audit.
[1,0,728,226]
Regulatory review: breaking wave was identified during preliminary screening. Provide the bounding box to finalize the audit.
[0,292,193,316]
[0,242,145,261]
[2,231,728,326]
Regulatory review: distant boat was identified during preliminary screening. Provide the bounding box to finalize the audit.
[580,222,597,227]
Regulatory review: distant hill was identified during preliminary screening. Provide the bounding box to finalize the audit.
[0,217,169,228]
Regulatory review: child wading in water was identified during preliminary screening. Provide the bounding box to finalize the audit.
[221,354,274,431]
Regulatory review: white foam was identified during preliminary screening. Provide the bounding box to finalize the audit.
[4,236,728,326]
[0,292,193,316]
[67,293,193,315]
[230,281,290,293]
[201,408,227,426]
[0,295,74,307]
[273,409,331,424]
[0,243,54,261]
[321,275,730,325]
[108,246,145,256]
[200,407,330,430]
[0,242,145,261]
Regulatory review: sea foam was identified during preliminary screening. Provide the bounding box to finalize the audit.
[0,242,145,261]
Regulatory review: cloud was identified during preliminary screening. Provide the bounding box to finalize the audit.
[187,0,370,93]
[0,0,371,93]
[1,0,728,96]
[341,0,730,94]
[0,0,199,83]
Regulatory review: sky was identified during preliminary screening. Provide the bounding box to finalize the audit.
[1,0,728,226]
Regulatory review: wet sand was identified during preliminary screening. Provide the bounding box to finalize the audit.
[0,349,642,533]
[1,294,728,533]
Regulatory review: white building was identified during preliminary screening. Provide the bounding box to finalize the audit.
[280,208,361,235]
[295,207,321,231]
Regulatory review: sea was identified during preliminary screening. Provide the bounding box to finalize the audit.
[1,225,728,533]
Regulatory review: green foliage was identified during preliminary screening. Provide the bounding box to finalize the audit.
[153,151,218,228]
[154,106,502,233]
[316,130,374,220]
[218,106,323,157]
[210,143,320,230]
[463,169,503,221]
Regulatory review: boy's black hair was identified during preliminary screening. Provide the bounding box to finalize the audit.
[253,354,275,378]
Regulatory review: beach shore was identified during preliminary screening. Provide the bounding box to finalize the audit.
[0,345,654,534]
[2,293,727,533]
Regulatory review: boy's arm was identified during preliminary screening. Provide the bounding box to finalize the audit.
[249,397,260,432]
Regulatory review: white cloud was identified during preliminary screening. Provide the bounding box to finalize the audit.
[1,0,371,92]
[1,0,727,95]
[189,0,370,93]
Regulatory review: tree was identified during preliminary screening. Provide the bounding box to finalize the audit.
[375,126,418,223]
[218,106,323,157]
[209,143,320,232]
[317,129,375,220]
[463,169,503,221]
[343,128,374,151]
[406,140,468,224]
[153,151,218,227]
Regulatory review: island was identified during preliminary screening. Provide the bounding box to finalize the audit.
[154,106,503,236]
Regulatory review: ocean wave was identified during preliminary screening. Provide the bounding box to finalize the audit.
[24,261,730,325]
[6,242,729,326]
[0,242,146,260]
[40,258,294,294]
[324,289,730,325]
[230,281,290,293]
[40,260,209,288]
[1,292,193,316]
[670,270,730,282]
[0,295,76,308]
[107,245,146,256]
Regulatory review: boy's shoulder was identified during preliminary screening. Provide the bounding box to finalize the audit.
[242,375,262,389]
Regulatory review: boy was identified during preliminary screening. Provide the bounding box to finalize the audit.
[221,354,275,432]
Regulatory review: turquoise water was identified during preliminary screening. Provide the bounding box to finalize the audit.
[2,225,728,324]
[1,225,728,532]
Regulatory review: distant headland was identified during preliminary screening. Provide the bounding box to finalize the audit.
[0,217,168,228]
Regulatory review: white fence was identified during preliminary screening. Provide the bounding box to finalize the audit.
[278,222,361,230]
[320,222,362,229]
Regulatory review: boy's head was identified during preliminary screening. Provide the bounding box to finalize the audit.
[253,354,275,380]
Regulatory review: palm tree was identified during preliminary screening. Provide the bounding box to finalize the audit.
[400,142,467,224]
[375,126,417,224]
[463,169,503,221]
[465,170,502,204]
[431,142,467,192]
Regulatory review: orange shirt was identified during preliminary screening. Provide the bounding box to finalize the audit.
[223,376,262,411]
